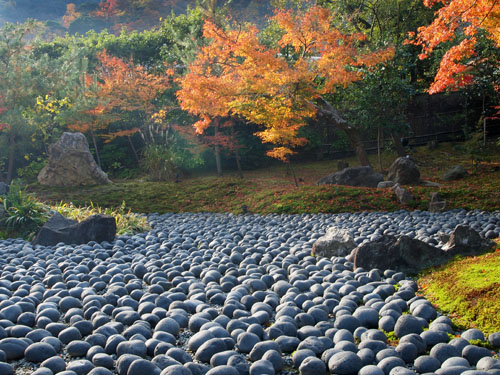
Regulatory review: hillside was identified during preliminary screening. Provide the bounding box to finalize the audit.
[0,0,273,33]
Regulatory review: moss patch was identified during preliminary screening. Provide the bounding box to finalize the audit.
[418,242,500,336]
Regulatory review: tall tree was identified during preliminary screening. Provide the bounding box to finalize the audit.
[178,6,394,168]
[408,0,500,94]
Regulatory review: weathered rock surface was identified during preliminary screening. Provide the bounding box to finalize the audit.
[441,165,469,181]
[387,157,421,185]
[337,161,349,171]
[429,192,447,213]
[352,235,448,275]
[392,183,414,205]
[312,227,356,258]
[38,132,110,186]
[442,225,495,257]
[377,181,396,189]
[352,225,496,274]
[33,212,116,246]
[317,166,384,187]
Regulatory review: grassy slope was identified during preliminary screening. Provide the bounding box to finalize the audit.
[29,142,500,214]
[419,242,500,336]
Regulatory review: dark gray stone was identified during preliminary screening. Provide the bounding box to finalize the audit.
[126,359,161,375]
[195,338,226,363]
[442,225,495,257]
[33,213,116,246]
[317,166,384,187]
[42,356,67,374]
[387,157,421,185]
[299,356,326,375]
[236,332,260,353]
[0,337,30,360]
[441,165,468,181]
[0,363,13,375]
[394,315,423,338]
[429,343,460,364]
[328,351,362,374]
[25,342,57,363]
[414,355,441,373]
[66,359,95,375]
[353,235,452,275]
[206,365,240,375]
[462,344,493,365]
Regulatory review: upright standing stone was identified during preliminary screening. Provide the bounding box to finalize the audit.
[38,132,110,186]
[387,157,420,185]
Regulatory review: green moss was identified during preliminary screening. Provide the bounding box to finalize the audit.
[419,247,500,335]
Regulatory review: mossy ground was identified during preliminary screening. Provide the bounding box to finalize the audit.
[418,240,500,336]
[28,142,500,215]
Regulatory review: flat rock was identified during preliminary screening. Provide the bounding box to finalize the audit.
[33,212,116,246]
[442,165,469,181]
[317,166,384,187]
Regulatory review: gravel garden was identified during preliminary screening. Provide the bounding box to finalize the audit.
[1,209,500,375]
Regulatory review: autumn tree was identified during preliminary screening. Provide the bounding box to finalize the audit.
[408,0,500,94]
[62,3,81,28]
[178,6,394,172]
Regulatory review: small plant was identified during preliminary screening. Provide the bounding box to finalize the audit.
[0,184,49,239]
[53,201,149,235]
[141,144,177,182]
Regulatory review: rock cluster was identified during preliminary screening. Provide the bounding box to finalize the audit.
[0,210,498,375]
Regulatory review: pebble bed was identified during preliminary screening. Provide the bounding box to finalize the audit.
[0,209,499,375]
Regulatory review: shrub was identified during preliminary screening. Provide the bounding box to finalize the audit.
[141,144,177,181]
[53,201,150,235]
[0,184,49,239]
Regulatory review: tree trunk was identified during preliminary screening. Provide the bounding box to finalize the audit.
[127,135,140,163]
[289,161,299,187]
[231,126,243,178]
[6,131,15,184]
[214,123,222,176]
[235,149,243,179]
[377,126,383,172]
[391,132,406,157]
[90,125,101,168]
[214,145,222,176]
[344,127,370,166]
[315,97,370,166]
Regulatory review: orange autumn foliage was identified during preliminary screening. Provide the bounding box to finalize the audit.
[70,51,169,142]
[177,6,394,162]
[408,0,500,93]
[62,3,81,28]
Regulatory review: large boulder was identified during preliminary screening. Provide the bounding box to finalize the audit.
[352,225,496,274]
[441,165,468,181]
[312,227,356,258]
[317,166,384,187]
[38,132,110,186]
[352,235,448,275]
[442,225,495,257]
[33,212,116,246]
[387,157,421,185]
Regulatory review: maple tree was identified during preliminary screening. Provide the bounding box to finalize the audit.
[408,0,500,94]
[177,5,394,170]
[69,51,171,164]
[62,3,81,29]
